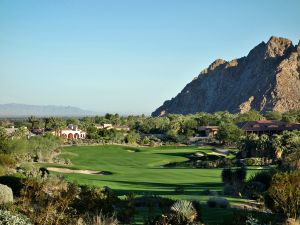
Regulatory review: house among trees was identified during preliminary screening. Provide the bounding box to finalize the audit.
[4,126,20,137]
[4,126,35,139]
[238,120,300,136]
[53,124,86,139]
[95,123,114,130]
[198,126,219,137]
[187,126,219,145]
[95,123,130,131]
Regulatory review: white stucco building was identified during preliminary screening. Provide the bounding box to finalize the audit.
[55,124,86,139]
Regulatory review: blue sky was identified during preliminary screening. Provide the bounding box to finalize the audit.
[0,0,299,115]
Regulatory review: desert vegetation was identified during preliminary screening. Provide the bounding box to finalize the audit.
[0,110,299,224]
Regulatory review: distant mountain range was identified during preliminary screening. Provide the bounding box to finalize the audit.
[0,103,97,117]
[152,36,300,116]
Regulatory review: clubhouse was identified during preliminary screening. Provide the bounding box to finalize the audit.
[238,120,300,136]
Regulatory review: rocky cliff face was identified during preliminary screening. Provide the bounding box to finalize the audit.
[152,36,300,116]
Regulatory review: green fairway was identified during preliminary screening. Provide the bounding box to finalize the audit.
[43,144,264,224]
[51,145,249,203]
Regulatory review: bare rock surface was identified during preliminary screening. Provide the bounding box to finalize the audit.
[152,36,300,116]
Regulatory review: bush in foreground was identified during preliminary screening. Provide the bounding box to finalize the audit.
[243,170,274,199]
[0,210,32,225]
[83,212,119,225]
[220,211,282,225]
[265,170,300,220]
[18,176,80,225]
[144,200,202,225]
[171,200,197,223]
[207,197,230,209]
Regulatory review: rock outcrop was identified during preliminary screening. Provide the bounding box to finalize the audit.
[152,36,300,116]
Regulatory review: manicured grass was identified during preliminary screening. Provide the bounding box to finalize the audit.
[53,145,255,201]
[49,145,258,224]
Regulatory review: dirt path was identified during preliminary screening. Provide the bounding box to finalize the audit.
[47,167,111,175]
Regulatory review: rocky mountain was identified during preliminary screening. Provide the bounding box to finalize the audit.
[0,103,96,117]
[152,36,300,116]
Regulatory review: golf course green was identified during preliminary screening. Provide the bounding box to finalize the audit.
[51,145,248,204]
[44,144,264,224]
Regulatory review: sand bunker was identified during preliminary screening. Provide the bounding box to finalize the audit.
[47,167,112,175]
[214,149,229,155]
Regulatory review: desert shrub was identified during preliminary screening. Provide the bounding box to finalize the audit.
[221,168,233,183]
[221,167,247,196]
[28,135,63,162]
[18,176,79,225]
[0,210,32,225]
[118,192,136,224]
[144,200,201,225]
[248,171,273,190]
[74,185,118,216]
[207,197,230,209]
[243,181,265,199]
[16,164,39,177]
[53,157,71,165]
[265,170,300,219]
[282,147,300,171]
[0,184,13,204]
[134,195,174,209]
[218,158,234,167]
[220,212,248,225]
[220,211,279,225]
[244,170,275,199]
[84,212,119,225]
[191,200,202,222]
[144,215,200,225]
[223,184,237,196]
[242,158,264,166]
[144,215,169,225]
[234,166,247,183]
[141,136,150,145]
[135,195,175,222]
[0,165,5,176]
[285,218,300,225]
[171,200,197,223]
[0,154,16,169]
[200,160,218,168]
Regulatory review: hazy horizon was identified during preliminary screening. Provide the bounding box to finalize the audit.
[1,0,300,114]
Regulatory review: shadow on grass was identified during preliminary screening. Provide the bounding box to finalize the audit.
[154,152,192,157]
[84,179,223,196]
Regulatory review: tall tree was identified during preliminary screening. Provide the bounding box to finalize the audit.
[216,123,243,145]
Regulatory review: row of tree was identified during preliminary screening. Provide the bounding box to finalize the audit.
[1,109,300,145]
[237,130,300,170]
[3,109,300,131]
